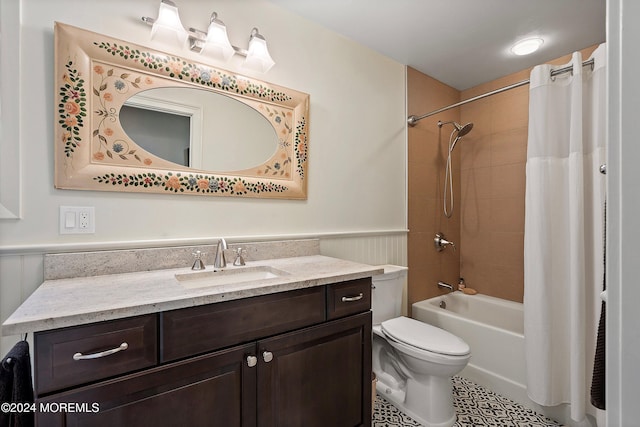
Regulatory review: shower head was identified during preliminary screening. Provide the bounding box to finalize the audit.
[438,120,474,151]
[439,120,474,218]
[438,120,474,138]
[456,122,474,137]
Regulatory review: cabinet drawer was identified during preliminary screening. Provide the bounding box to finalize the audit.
[161,286,325,362]
[326,278,372,320]
[35,314,157,395]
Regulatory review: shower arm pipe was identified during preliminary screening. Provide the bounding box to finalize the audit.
[407,58,595,127]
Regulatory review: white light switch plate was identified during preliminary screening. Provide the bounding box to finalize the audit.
[59,206,95,234]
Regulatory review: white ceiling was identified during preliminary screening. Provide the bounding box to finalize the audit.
[266,0,606,90]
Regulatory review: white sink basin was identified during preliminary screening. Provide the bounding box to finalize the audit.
[175,266,290,289]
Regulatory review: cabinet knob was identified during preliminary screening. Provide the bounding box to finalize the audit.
[262,351,274,363]
[247,355,258,368]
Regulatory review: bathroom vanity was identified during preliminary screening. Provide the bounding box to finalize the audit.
[2,241,379,427]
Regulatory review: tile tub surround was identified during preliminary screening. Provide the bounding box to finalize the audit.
[2,241,382,335]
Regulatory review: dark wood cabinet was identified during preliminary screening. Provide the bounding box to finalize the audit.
[257,312,371,427]
[34,279,372,427]
[36,343,256,427]
[161,286,326,363]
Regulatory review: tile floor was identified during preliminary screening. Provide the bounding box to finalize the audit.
[373,376,562,427]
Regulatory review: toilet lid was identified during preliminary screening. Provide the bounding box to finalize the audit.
[381,316,470,356]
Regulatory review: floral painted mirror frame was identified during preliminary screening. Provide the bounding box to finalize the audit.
[54,23,310,199]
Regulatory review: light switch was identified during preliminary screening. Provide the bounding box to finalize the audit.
[65,211,76,228]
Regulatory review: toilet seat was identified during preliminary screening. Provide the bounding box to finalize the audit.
[381,316,470,357]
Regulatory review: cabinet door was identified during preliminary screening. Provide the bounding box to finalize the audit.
[257,311,372,427]
[36,343,257,427]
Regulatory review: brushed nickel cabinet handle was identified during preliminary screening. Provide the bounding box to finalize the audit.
[73,342,129,361]
[341,293,364,302]
[263,351,273,363]
[247,355,258,367]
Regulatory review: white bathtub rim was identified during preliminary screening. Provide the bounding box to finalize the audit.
[426,307,523,339]
[413,293,524,337]
[424,291,523,308]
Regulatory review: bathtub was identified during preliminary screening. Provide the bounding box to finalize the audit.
[412,292,593,426]
[412,293,528,408]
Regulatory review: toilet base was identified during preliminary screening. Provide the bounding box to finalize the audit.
[375,374,456,427]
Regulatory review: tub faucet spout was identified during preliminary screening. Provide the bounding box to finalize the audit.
[437,281,454,291]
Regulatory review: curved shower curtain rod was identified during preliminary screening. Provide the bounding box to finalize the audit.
[407,58,595,127]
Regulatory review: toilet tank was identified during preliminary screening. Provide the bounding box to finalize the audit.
[371,265,408,325]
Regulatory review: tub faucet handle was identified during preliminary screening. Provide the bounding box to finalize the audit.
[434,233,456,252]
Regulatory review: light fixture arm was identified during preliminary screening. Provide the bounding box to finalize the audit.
[140,16,219,54]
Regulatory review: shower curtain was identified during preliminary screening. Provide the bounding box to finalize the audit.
[524,44,606,426]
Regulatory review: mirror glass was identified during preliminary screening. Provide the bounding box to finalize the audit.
[54,23,309,199]
[119,104,191,167]
[122,88,280,171]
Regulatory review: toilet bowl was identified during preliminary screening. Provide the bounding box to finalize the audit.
[372,265,470,427]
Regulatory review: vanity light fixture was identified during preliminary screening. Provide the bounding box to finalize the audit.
[510,37,544,56]
[243,28,276,73]
[142,1,276,72]
[202,12,235,61]
[145,0,188,45]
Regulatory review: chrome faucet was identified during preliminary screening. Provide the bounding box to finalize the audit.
[213,238,228,269]
[437,281,454,291]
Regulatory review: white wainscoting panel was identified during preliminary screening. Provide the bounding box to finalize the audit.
[319,233,407,266]
[0,254,43,356]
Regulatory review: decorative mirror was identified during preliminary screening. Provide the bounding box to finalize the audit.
[54,23,309,199]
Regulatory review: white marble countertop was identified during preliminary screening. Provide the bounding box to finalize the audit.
[1,255,383,336]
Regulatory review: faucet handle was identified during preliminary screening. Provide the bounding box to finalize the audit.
[434,233,456,252]
[233,248,246,266]
[191,250,206,270]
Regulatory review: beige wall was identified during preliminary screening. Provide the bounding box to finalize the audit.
[408,45,599,306]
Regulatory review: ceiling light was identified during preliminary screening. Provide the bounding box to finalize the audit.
[511,38,544,56]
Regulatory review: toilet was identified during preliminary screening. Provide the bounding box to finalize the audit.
[372,265,470,427]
